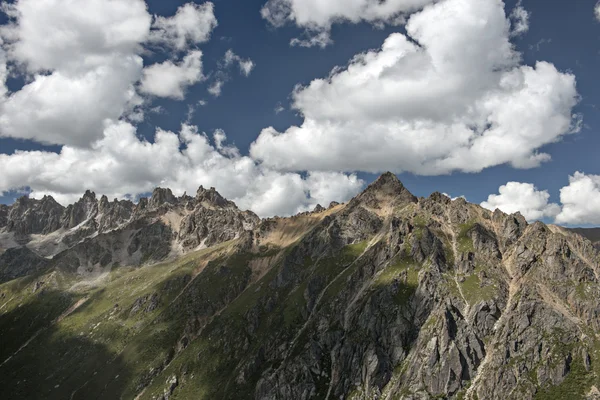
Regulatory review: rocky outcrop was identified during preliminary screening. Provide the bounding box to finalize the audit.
[569,227,600,250]
[0,204,8,229]
[0,246,50,283]
[177,206,259,250]
[5,196,64,235]
[196,186,236,208]
[97,196,135,232]
[61,190,99,229]
[350,171,418,211]
[0,185,258,274]
[149,188,177,210]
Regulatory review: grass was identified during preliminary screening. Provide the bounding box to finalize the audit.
[372,255,420,305]
[458,267,497,306]
[457,221,476,254]
[320,241,369,301]
[0,240,258,400]
[533,359,592,400]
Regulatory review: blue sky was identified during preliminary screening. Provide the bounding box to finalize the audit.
[0,0,599,225]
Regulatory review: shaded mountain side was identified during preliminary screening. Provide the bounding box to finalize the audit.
[568,228,600,250]
[1,173,600,400]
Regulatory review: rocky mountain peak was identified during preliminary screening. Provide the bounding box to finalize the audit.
[428,191,452,205]
[312,204,326,213]
[97,197,135,233]
[196,185,235,208]
[99,195,110,213]
[149,188,176,209]
[82,190,96,200]
[6,195,64,235]
[61,190,99,229]
[364,172,415,199]
[351,172,417,211]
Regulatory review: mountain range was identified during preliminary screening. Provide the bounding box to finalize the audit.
[1,172,599,399]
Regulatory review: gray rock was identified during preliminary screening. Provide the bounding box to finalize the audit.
[6,195,64,235]
[61,190,98,229]
[0,246,50,283]
[149,188,177,209]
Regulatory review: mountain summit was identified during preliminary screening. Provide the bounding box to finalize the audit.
[352,171,417,210]
[1,173,600,399]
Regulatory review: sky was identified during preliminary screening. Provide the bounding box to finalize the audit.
[0,0,599,226]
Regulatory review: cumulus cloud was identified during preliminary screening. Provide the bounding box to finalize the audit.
[596,1,600,21]
[0,0,151,73]
[0,0,218,146]
[481,182,561,221]
[509,0,529,36]
[483,173,600,226]
[556,172,600,225]
[0,57,144,146]
[224,49,255,76]
[251,0,579,175]
[0,0,150,146]
[0,122,364,217]
[261,0,432,47]
[149,2,217,51]
[140,50,204,99]
[0,41,8,99]
[0,0,365,217]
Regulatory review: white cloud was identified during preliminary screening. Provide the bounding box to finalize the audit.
[186,99,209,120]
[261,0,432,47]
[0,122,364,217]
[251,0,579,175]
[149,2,217,51]
[596,1,600,21]
[206,50,254,96]
[0,0,151,146]
[481,182,560,221]
[555,172,600,225]
[224,49,255,76]
[0,42,7,99]
[509,0,529,36]
[0,0,367,218]
[140,50,204,99]
[0,0,151,74]
[0,1,219,146]
[290,31,332,48]
[0,56,143,146]
[208,80,224,97]
[212,129,240,158]
[239,59,255,77]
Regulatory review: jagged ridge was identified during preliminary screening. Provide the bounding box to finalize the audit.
[1,173,600,400]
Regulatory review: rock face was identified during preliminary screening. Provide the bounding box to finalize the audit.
[0,204,8,229]
[61,190,99,229]
[5,196,64,235]
[0,186,259,280]
[1,172,600,400]
[569,227,600,250]
[0,246,50,283]
[97,196,135,232]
